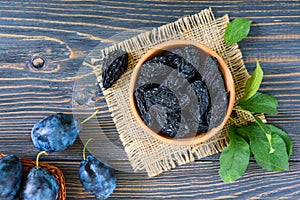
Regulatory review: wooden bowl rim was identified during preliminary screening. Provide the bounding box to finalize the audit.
[129,40,235,146]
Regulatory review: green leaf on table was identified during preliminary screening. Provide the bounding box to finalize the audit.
[265,124,293,157]
[253,115,274,153]
[224,18,252,45]
[239,92,278,115]
[245,124,289,171]
[241,61,263,101]
[219,126,250,182]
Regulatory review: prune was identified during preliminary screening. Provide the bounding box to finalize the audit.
[152,51,180,69]
[190,80,211,132]
[174,112,200,138]
[183,45,208,69]
[199,56,219,80]
[0,155,22,200]
[134,84,181,137]
[200,56,228,130]
[148,104,167,129]
[137,84,180,112]
[102,49,128,89]
[162,48,185,69]
[148,105,181,138]
[79,155,116,200]
[159,111,181,138]
[152,86,181,112]
[31,113,81,152]
[21,167,59,200]
[137,61,172,86]
[162,70,191,109]
[134,85,153,125]
[178,62,198,81]
[150,56,168,65]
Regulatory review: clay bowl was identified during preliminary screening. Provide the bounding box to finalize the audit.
[129,40,235,146]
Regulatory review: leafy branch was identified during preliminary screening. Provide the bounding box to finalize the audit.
[219,18,292,183]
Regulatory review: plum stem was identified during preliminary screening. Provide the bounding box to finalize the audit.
[36,151,48,169]
[80,108,100,125]
[83,138,94,160]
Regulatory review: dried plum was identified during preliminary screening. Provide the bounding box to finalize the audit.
[199,56,228,130]
[151,86,181,112]
[182,45,208,70]
[175,112,199,138]
[134,44,228,138]
[134,84,181,137]
[148,105,181,138]
[158,111,181,138]
[133,84,157,125]
[190,80,211,132]
[102,49,128,89]
[162,70,191,109]
[150,56,168,65]
[137,61,172,86]
[153,51,180,69]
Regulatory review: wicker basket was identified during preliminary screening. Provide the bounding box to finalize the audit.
[0,154,66,200]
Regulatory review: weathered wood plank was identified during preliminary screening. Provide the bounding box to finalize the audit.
[0,0,299,199]
[46,160,300,199]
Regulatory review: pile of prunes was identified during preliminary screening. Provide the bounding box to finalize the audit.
[134,45,228,138]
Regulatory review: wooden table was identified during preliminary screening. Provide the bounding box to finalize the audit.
[1,1,299,199]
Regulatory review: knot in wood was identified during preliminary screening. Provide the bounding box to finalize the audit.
[32,57,45,69]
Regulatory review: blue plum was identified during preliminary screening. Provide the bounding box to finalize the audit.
[0,154,22,200]
[21,166,59,200]
[79,155,116,200]
[31,113,81,152]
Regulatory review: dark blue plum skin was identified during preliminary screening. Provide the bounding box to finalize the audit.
[79,155,116,200]
[31,113,81,152]
[21,167,59,200]
[0,155,22,200]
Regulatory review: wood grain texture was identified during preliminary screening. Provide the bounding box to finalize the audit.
[0,0,299,199]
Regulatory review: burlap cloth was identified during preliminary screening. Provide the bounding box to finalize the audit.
[90,8,254,177]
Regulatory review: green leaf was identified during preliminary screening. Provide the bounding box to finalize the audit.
[236,125,250,142]
[239,92,278,115]
[219,126,250,182]
[224,18,252,45]
[241,61,264,101]
[246,124,289,171]
[236,123,292,157]
[253,115,274,153]
[265,124,293,157]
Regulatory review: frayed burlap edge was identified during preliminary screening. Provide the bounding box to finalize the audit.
[87,8,263,177]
